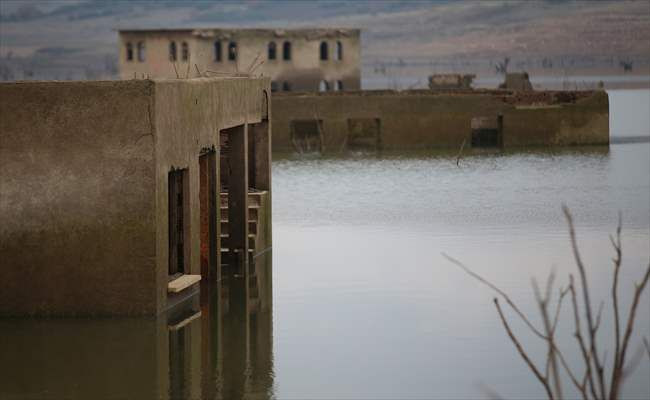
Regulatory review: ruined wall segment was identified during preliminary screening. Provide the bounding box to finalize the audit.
[271,90,609,151]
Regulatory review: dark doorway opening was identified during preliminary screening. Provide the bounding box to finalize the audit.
[471,115,503,148]
[169,169,188,278]
[220,125,249,274]
[199,150,218,280]
[290,119,323,153]
[347,118,382,151]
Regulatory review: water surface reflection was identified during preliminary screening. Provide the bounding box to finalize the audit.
[0,252,274,400]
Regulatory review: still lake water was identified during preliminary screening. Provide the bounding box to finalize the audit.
[1,90,649,399]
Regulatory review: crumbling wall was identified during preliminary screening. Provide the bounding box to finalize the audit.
[271,90,609,151]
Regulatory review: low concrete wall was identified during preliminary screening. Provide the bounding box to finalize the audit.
[271,89,609,151]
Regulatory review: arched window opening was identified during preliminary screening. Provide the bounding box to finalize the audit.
[270,81,279,92]
[268,42,277,60]
[181,42,189,61]
[283,41,291,61]
[228,42,237,61]
[126,42,133,61]
[214,41,222,62]
[336,41,343,61]
[320,41,328,61]
[137,41,146,62]
[334,80,343,91]
[169,41,177,62]
[319,80,330,92]
[282,81,291,91]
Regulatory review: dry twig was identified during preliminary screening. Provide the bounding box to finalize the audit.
[444,207,650,400]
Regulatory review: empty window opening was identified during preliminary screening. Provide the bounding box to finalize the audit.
[126,42,134,61]
[290,119,324,153]
[320,41,328,61]
[270,81,279,92]
[334,80,343,91]
[283,41,291,61]
[335,41,343,61]
[470,115,503,148]
[228,42,237,61]
[268,42,277,60]
[169,41,177,62]
[282,81,291,91]
[168,169,188,277]
[199,151,218,280]
[214,41,222,62]
[137,41,146,62]
[181,42,189,61]
[347,118,382,151]
[319,80,330,92]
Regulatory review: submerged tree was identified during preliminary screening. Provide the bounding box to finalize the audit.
[444,206,650,400]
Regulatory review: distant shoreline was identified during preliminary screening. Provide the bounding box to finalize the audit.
[610,136,650,144]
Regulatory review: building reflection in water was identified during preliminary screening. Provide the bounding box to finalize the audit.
[0,252,273,400]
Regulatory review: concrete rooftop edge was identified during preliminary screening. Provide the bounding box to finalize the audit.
[0,76,268,86]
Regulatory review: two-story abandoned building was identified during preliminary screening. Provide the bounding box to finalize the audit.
[118,28,361,92]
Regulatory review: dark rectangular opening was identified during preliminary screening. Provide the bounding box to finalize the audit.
[199,151,218,280]
[471,129,500,147]
[290,119,323,153]
[169,169,188,277]
[471,115,503,148]
[347,118,381,151]
[220,125,249,274]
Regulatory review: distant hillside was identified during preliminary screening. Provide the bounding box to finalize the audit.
[1,0,648,84]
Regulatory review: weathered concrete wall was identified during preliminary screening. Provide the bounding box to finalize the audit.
[152,77,270,314]
[119,29,361,92]
[0,80,157,316]
[271,89,609,151]
[0,77,271,316]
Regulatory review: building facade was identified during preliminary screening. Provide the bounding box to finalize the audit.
[118,28,361,92]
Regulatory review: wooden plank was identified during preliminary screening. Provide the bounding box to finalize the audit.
[167,274,201,293]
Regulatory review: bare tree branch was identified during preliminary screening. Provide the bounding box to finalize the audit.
[494,298,555,400]
[563,205,607,399]
[610,262,650,398]
[442,253,546,340]
[609,213,623,393]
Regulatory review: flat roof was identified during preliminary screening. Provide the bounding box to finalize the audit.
[117,27,360,38]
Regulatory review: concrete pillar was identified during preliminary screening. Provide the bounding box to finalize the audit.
[248,120,271,191]
[226,124,249,274]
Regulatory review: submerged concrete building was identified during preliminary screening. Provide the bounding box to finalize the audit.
[118,28,361,92]
[272,89,609,152]
[0,77,271,316]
